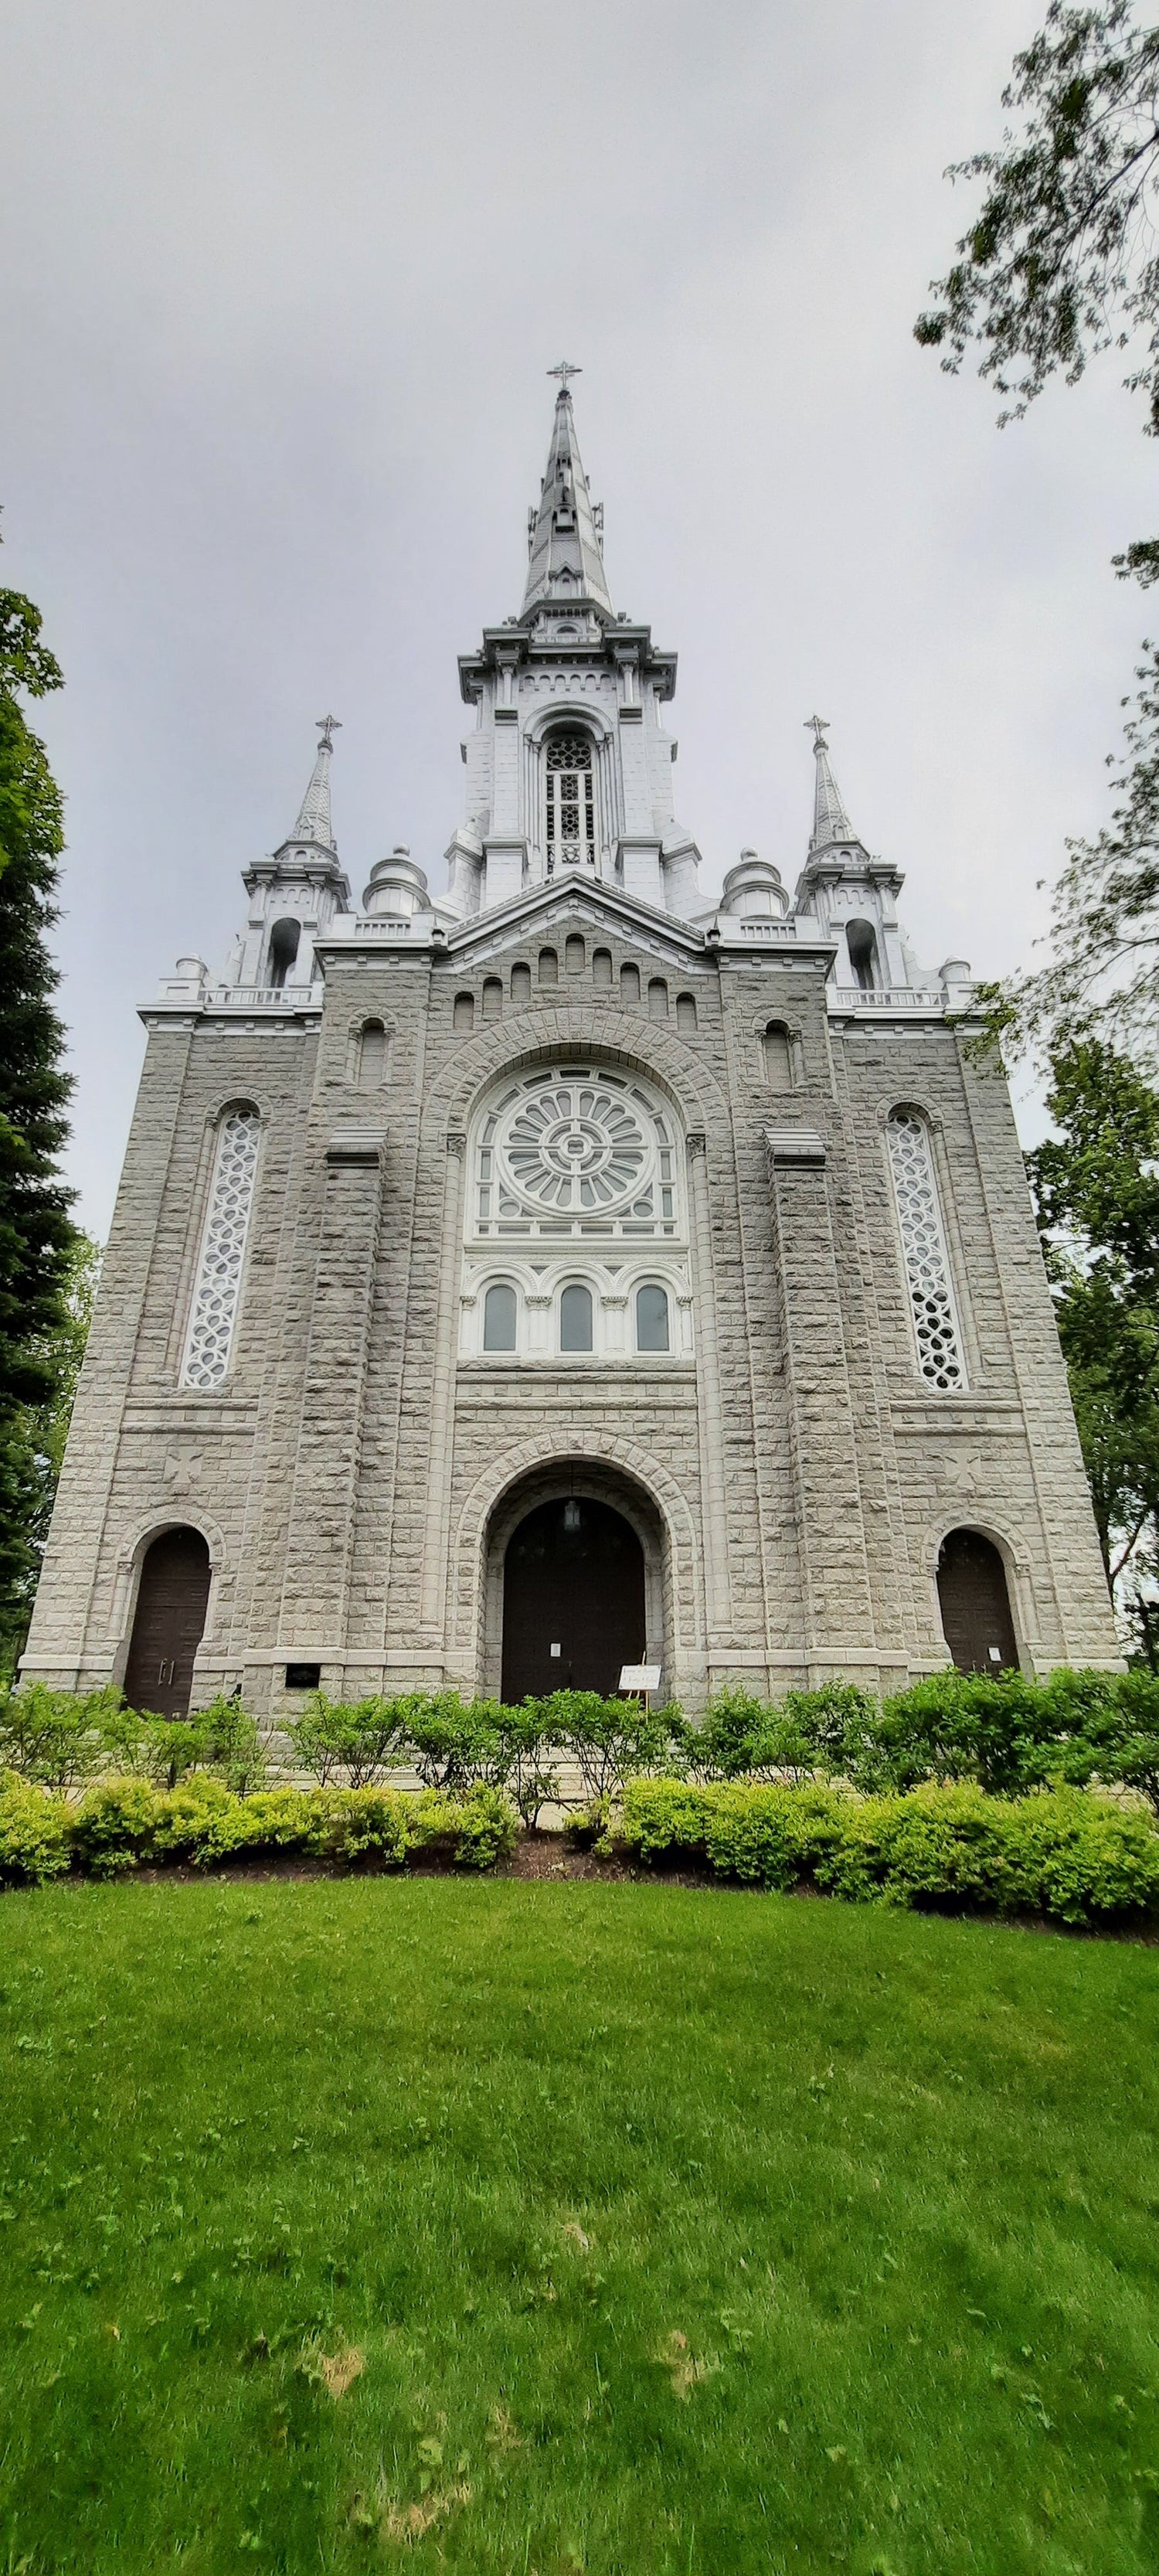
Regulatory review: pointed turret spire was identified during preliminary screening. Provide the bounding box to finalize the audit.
[805,715,857,854]
[522,366,613,620]
[291,715,341,851]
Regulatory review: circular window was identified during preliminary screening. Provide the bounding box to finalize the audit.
[501,1081,648,1214]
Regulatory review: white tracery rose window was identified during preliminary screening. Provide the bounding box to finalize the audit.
[885,1108,966,1391]
[181,1108,260,1390]
[474,1067,679,1239]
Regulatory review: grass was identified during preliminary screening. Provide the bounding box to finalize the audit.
[0,1883,1157,2574]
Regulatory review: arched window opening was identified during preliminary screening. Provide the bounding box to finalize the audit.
[124,1527,212,1721]
[545,729,595,870]
[511,961,532,1006]
[593,948,613,988]
[566,934,586,976]
[357,1020,388,1088]
[847,919,878,991]
[267,918,301,989]
[620,962,641,1004]
[763,1023,793,1091]
[482,976,503,1020]
[648,978,668,1019]
[559,1282,593,1352]
[937,1529,1019,1673]
[182,1106,260,1391]
[636,1283,670,1352]
[483,1282,518,1352]
[676,992,698,1034]
[886,1108,966,1390]
[538,947,558,985]
[454,991,474,1033]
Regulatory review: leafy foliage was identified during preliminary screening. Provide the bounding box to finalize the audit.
[916,3,1159,433]
[1026,1035,1159,1623]
[0,584,76,1668]
[620,1777,1159,1924]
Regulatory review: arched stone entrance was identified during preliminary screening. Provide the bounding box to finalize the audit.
[501,1496,645,1700]
[936,1527,1019,1673]
[483,1459,668,1703]
[124,1527,212,1717]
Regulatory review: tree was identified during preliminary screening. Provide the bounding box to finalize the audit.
[0,575,76,1670]
[1026,1034,1159,1641]
[917,4,1159,1053]
[0,1230,100,1677]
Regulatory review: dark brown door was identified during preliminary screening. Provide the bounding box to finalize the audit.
[937,1528,1018,1674]
[501,1498,646,1702]
[124,1528,212,1718]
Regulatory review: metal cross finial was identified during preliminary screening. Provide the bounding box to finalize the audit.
[547,360,583,391]
[805,713,829,747]
[316,714,342,750]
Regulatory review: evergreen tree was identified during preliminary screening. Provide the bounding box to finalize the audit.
[0,577,76,1665]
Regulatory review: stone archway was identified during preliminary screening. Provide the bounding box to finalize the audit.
[482,1459,668,1703]
[123,1527,212,1717]
[501,1496,645,1701]
[936,1527,1019,1673]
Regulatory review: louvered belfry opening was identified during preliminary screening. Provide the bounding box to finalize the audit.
[545,730,595,871]
[936,1528,1018,1675]
[124,1528,212,1719]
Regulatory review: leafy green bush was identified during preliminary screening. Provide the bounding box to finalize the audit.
[318,1785,427,1865]
[134,1717,213,1789]
[71,1776,163,1876]
[0,1771,71,1884]
[451,1784,518,1870]
[618,1778,1159,1926]
[401,1694,504,1794]
[198,1695,267,1795]
[0,1683,124,1789]
[522,1690,679,1803]
[287,1693,410,1788]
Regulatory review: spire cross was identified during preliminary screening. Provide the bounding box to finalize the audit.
[805,713,829,748]
[547,360,583,391]
[316,713,342,750]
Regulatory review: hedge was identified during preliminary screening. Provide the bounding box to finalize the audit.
[617,1778,1159,1925]
[1,1773,518,1887]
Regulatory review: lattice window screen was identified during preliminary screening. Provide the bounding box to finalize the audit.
[181,1108,260,1390]
[885,1108,966,1390]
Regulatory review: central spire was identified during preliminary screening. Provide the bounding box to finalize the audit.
[290,714,340,852]
[805,715,858,854]
[521,370,613,621]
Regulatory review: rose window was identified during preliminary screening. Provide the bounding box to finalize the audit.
[475,1069,678,1237]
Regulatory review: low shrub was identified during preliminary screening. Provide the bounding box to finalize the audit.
[287,1694,410,1788]
[0,1772,71,1885]
[451,1784,518,1870]
[0,1683,124,1790]
[318,1785,430,1865]
[617,1778,1159,1926]
[525,1690,681,1804]
[71,1776,163,1877]
[402,1695,505,1795]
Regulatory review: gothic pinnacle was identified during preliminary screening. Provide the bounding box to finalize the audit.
[521,371,613,621]
[805,713,856,853]
[291,714,341,851]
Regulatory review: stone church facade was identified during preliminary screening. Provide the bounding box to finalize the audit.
[23,380,1119,1717]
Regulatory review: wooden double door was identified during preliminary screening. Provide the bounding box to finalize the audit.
[124,1528,212,1718]
[501,1498,646,1703]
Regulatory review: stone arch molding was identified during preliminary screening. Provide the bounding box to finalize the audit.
[451,1428,702,1664]
[107,1505,229,1668]
[522,699,617,750]
[427,1008,730,1146]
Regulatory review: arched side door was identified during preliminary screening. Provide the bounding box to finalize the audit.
[936,1528,1018,1674]
[124,1529,212,1717]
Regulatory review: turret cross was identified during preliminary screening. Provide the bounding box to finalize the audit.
[547,360,583,390]
[316,713,342,750]
[805,713,829,747]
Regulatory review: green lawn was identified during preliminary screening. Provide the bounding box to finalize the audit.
[1,1882,1158,2574]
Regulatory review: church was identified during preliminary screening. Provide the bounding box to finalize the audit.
[23,376,1119,1718]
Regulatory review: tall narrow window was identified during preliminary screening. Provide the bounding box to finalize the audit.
[484,1282,518,1352]
[182,1108,260,1390]
[636,1284,670,1351]
[511,961,532,1006]
[545,730,595,869]
[357,1020,388,1087]
[593,948,613,988]
[620,962,641,1003]
[454,991,474,1032]
[886,1108,965,1390]
[763,1023,792,1091]
[566,934,586,975]
[538,947,558,985]
[648,978,668,1019]
[676,992,698,1033]
[559,1283,593,1351]
[482,976,503,1019]
[847,920,878,991]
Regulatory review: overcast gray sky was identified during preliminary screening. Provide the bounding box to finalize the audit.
[3,0,1154,1232]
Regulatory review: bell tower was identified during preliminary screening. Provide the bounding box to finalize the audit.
[447,366,704,921]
